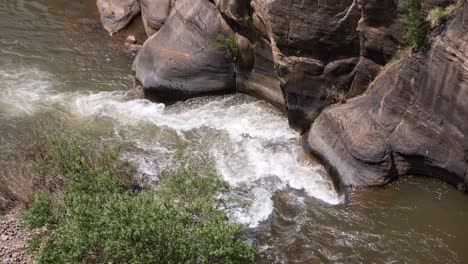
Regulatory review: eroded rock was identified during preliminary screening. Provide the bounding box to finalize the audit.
[134,0,236,103]
[140,0,171,36]
[232,0,449,132]
[306,4,468,189]
[97,0,140,34]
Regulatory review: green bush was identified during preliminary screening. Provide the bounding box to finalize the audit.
[400,0,427,49]
[22,192,54,229]
[22,137,258,264]
[216,33,239,62]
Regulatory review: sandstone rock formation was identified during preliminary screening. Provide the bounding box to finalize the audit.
[232,0,452,132]
[133,0,236,102]
[95,0,468,192]
[97,0,140,34]
[306,3,468,190]
[140,0,171,36]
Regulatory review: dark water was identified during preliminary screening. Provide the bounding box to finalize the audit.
[1,0,467,263]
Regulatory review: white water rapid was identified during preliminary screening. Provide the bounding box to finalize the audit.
[0,66,342,227]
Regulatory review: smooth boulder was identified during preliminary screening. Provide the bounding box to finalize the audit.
[134,0,236,103]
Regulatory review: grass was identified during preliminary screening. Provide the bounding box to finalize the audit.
[0,128,67,211]
[426,0,464,28]
[216,33,239,62]
[14,134,258,263]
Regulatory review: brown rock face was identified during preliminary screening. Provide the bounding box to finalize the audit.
[230,0,364,130]
[231,0,392,132]
[230,0,449,132]
[133,0,236,103]
[306,4,468,190]
[95,0,468,192]
[129,0,447,125]
[96,0,140,34]
[140,0,171,36]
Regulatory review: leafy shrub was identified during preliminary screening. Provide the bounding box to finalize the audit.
[21,192,54,229]
[27,234,44,254]
[216,33,239,62]
[400,0,426,49]
[22,136,258,264]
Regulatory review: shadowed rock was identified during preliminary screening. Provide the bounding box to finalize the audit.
[97,0,140,34]
[306,4,468,190]
[134,0,236,103]
[140,0,171,36]
[230,0,450,132]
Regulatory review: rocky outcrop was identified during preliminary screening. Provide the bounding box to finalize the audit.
[306,3,468,190]
[232,0,364,129]
[231,0,452,132]
[97,0,140,34]
[221,0,396,131]
[94,0,468,193]
[140,0,171,36]
[133,0,236,102]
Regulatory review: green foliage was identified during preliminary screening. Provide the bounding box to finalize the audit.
[27,235,43,254]
[22,192,54,229]
[400,0,426,49]
[216,33,239,62]
[240,15,253,26]
[23,136,258,264]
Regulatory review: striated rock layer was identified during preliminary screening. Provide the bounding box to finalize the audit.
[306,4,468,190]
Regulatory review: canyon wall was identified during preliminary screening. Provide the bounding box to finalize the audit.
[306,3,468,190]
[96,0,468,192]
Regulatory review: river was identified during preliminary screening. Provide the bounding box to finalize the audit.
[1,0,467,263]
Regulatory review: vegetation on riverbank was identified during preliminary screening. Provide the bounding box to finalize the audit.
[216,33,239,62]
[1,132,258,263]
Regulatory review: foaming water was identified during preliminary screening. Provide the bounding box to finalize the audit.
[0,68,55,114]
[0,68,342,226]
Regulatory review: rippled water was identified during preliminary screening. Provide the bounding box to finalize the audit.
[1,0,467,263]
